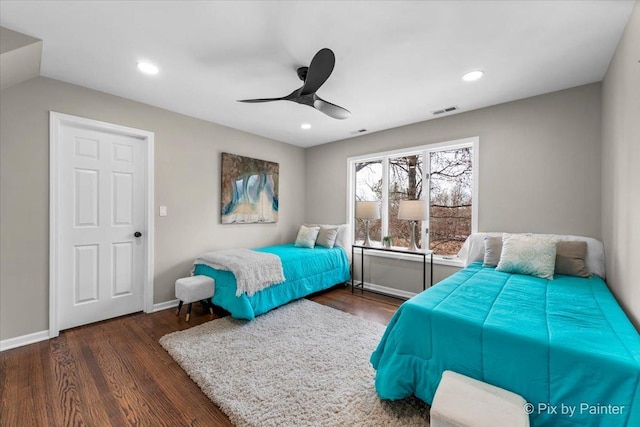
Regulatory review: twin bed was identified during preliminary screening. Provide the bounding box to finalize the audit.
[192,224,351,320]
[371,233,640,427]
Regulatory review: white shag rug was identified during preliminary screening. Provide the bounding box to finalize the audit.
[160,299,430,427]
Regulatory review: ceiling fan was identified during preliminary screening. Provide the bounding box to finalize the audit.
[238,48,351,120]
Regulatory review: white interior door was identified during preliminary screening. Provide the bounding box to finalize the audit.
[55,117,148,331]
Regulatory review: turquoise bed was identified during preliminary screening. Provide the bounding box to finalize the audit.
[193,243,350,320]
[371,262,640,427]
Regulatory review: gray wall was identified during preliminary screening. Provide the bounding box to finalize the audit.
[306,84,602,291]
[0,77,305,341]
[602,2,640,329]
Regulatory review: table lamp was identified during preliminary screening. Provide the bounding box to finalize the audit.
[355,201,380,246]
[398,200,427,251]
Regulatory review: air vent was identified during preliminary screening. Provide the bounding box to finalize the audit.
[432,106,460,115]
[350,129,368,135]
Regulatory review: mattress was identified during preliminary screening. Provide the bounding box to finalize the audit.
[194,243,350,320]
[370,262,640,426]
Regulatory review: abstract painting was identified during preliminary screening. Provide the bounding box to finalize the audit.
[221,153,279,224]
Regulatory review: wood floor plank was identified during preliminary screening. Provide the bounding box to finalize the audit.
[24,343,53,427]
[0,348,18,426]
[2,343,56,427]
[3,347,34,425]
[0,349,7,425]
[0,287,400,426]
[41,340,70,427]
[49,333,88,426]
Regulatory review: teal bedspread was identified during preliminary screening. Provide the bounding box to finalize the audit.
[193,243,350,320]
[371,262,640,427]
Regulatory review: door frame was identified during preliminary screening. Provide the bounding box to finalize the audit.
[49,111,155,338]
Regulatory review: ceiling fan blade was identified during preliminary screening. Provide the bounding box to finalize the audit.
[237,97,287,103]
[300,48,335,96]
[238,88,302,104]
[313,95,351,120]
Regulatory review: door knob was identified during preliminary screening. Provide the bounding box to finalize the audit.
[134,231,142,238]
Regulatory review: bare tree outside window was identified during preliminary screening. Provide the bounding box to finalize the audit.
[389,155,423,247]
[429,147,472,255]
[354,161,382,242]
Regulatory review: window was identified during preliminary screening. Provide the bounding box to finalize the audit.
[348,137,478,258]
[354,160,382,242]
[388,153,424,248]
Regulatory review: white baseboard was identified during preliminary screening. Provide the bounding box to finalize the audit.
[352,281,417,300]
[0,330,50,352]
[153,299,179,312]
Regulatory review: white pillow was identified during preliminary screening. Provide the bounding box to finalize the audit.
[496,234,560,279]
[331,224,351,252]
[316,226,339,248]
[294,225,320,248]
[458,232,606,278]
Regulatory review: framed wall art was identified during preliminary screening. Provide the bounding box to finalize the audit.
[220,153,279,224]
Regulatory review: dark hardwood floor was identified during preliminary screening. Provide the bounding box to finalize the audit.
[0,286,402,426]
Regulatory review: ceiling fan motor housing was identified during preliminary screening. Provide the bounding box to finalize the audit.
[297,67,309,81]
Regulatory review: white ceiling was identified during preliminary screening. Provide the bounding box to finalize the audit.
[0,1,635,147]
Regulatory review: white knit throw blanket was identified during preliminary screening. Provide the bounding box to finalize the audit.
[194,249,285,297]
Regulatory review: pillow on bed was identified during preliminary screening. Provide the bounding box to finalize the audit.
[482,236,503,267]
[294,225,320,248]
[459,232,606,278]
[305,223,351,253]
[332,224,351,252]
[458,232,502,265]
[496,234,559,279]
[316,226,339,248]
[555,241,590,278]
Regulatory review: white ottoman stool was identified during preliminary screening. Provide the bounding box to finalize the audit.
[431,370,530,427]
[175,275,215,322]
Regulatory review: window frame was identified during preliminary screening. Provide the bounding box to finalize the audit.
[346,136,479,266]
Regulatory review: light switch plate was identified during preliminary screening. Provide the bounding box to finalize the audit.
[159,205,167,217]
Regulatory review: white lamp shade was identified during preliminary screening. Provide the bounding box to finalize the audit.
[355,201,380,219]
[398,200,427,220]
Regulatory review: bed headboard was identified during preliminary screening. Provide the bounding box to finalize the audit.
[458,232,606,279]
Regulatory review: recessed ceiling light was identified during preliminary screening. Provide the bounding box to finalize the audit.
[300,123,311,130]
[137,61,159,75]
[462,70,484,82]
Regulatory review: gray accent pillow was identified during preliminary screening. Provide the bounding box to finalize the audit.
[316,226,339,248]
[555,241,590,278]
[483,236,503,267]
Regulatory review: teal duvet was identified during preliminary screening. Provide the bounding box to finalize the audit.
[371,262,640,426]
[193,243,350,320]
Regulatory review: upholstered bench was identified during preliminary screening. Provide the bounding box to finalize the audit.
[175,275,215,322]
[431,370,530,427]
